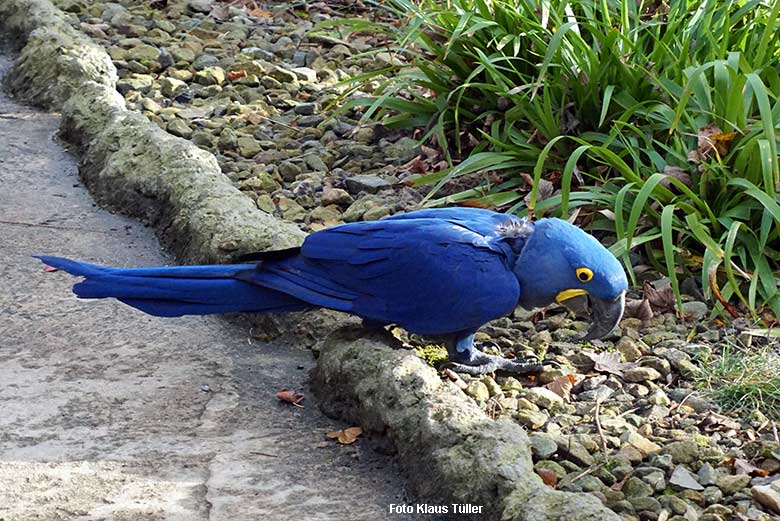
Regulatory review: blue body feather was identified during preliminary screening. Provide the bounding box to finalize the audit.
[36,208,627,349]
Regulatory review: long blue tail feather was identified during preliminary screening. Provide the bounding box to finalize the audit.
[35,255,310,317]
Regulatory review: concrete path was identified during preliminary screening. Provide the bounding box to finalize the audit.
[0,47,419,521]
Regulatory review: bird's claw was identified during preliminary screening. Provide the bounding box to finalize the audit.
[442,350,552,376]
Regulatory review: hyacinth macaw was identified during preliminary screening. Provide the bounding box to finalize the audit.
[36,208,627,375]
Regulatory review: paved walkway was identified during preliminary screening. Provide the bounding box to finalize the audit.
[0,47,418,521]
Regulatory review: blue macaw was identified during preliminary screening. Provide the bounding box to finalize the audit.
[36,208,628,375]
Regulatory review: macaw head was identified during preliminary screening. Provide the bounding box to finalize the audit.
[513,218,628,340]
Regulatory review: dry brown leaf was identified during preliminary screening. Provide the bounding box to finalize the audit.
[624,298,653,321]
[699,411,741,432]
[521,173,554,203]
[227,70,248,81]
[246,112,266,125]
[661,165,692,189]
[247,7,272,17]
[545,375,574,402]
[536,468,558,488]
[611,471,632,491]
[584,351,636,377]
[644,281,676,313]
[688,124,738,163]
[326,426,363,445]
[732,458,770,477]
[276,388,304,407]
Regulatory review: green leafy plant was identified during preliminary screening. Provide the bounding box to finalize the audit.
[695,342,780,418]
[325,0,780,319]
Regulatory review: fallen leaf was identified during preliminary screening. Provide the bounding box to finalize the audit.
[545,375,573,402]
[644,281,676,313]
[624,298,653,321]
[699,411,741,432]
[246,112,266,125]
[326,426,363,445]
[247,7,272,17]
[276,388,304,407]
[661,165,692,189]
[227,70,248,81]
[688,124,738,163]
[43,265,59,272]
[584,351,636,377]
[536,468,558,488]
[521,173,554,203]
[611,472,631,491]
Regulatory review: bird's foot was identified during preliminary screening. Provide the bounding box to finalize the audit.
[441,351,557,376]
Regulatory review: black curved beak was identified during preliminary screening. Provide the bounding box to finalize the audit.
[581,292,625,341]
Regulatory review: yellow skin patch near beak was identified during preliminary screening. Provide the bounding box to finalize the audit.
[555,288,589,303]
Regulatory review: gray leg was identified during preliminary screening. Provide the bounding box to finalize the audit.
[442,331,553,376]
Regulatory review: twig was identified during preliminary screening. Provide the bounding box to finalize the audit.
[595,398,609,457]
[670,390,695,413]
[250,451,278,457]
[571,465,597,483]
[0,219,115,234]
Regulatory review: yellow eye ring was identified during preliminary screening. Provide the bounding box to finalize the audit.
[576,267,593,283]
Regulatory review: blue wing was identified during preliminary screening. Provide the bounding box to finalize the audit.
[247,214,522,335]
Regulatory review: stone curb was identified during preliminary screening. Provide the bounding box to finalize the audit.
[314,328,621,521]
[1,3,619,519]
[0,0,305,263]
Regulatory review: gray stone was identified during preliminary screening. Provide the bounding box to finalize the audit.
[670,465,704,491]
[269,65,298,84]
[717,474,750,495]
[187,0,213,13]
[239,173,280,193]
[362,205,391,221]
[702,486,723,504]
[525,387,565,410]
[528,433,558,459]
[621,431,661,457]
[278,160,303,182]
[276,196,306,222]
[194,66,225,86]
[293,102,318,115]
[160,77,187,98]
[345,175,391,195]
[192,54,220,71]
[577,386,614,402]
[515,409,548,430]
[236,136,262,158]
[303,154,328,172]
[624,367,662,382]
[320,187,353,206]
[752,485,780,514]
[681,301,709,321]
[166,119,192,139]
[291,66,317,82]
[663,441,700,464]
[623,477,654,498]
[116,76,153,94]
[465,381,489,402]
[616,336,643,361]
[481,375,502,397]
[698,463,719,486]
[534,460,566,479]
[127,44,160,62]
[628,497,661,513]
[170,47,196,63]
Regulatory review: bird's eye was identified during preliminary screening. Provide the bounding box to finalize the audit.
[576,267,593,282]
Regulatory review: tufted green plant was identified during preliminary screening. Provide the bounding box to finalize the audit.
[325,0,780,319]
